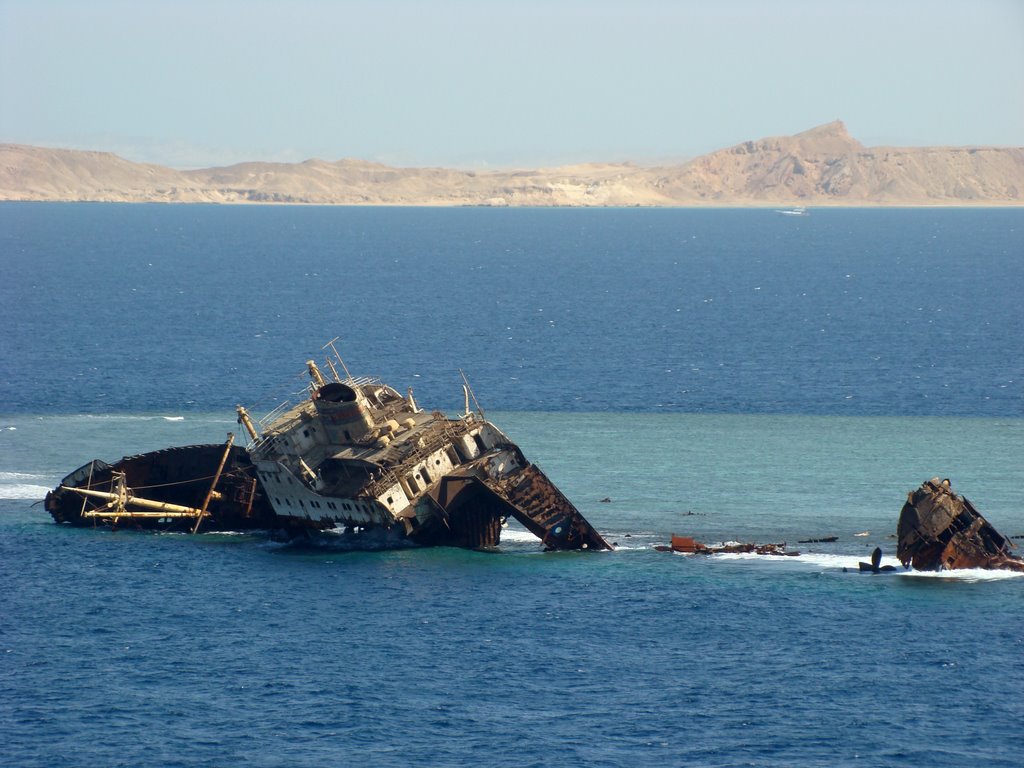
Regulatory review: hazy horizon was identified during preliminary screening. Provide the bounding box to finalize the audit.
[2,0,1022,169]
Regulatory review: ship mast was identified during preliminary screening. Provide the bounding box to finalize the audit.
[459,369,485,419]
[323,337,353,382]
[236,406,260,442]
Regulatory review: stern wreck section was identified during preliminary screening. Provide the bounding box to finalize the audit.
[45,441,274,532]
[897,477,1023,572]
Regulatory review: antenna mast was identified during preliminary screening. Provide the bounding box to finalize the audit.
[323,337,353,382]
[459,369,485,419]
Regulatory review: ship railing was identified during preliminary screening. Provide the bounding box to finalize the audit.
[397,416,475,469]
[408,424,453,464]
[374,401,413,423]
[247,399,307,455]
[258,400,292,429]
[364,468,405,499]
[365,420,459,482]
[442,413,477,441]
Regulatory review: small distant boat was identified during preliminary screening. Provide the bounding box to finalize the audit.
[776,206,807,216]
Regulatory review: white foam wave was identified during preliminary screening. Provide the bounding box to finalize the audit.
[900,568,1023,582]
[63,414,231,423]
[610,542,651,551]
[0,471,50,481]
[500,527,648,549]
[794,552,902,570]
[79,414,176,421]
[155,536,262,540]
[500,527,541,543]
[0,484,51,500]
[703,550,1023,580]
[711,550,904,571]
[1,471,55,499]
[707,551,858,567]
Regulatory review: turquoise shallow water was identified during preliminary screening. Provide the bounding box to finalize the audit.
[3,410,1022,550]
[504,411,1024,547]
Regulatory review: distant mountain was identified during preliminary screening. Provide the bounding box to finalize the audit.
[641,122,1024,204]
[2,122,1022,205]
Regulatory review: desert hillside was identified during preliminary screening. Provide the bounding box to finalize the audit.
[2,122,1021,205]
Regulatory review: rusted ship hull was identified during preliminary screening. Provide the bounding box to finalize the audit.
[46,348,612,551]
[897,478,1024,572]
[45,442,608,550]
[46,412,610,551]
[45,443,275,532]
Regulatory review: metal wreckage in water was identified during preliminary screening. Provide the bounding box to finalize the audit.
[897,477,1023,572]
[659,477,1023,573]
[45,348,612,552]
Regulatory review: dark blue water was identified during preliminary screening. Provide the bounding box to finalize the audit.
[1,204,1020,416]
[3,518,1023,768]
[2,205,1023,767]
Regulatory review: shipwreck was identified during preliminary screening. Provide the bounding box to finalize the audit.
[45,349,611,551]
[656,534,798,557]
[897,477,1023,572]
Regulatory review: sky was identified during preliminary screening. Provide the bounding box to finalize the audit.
[1,0,1022,169]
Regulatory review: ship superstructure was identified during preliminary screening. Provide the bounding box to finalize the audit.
[238,357,610,550]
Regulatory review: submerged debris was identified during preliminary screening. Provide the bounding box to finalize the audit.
[656,534,798,557]
[897,478,1024,572]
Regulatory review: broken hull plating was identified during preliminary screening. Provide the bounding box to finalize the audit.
[897,478,1024,572]
[249,431,611,550]
[44,444,274,532]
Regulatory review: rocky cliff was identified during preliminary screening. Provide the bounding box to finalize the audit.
[2,122,1021,205]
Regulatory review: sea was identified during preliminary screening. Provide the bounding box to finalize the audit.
[1,203,1022,767]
